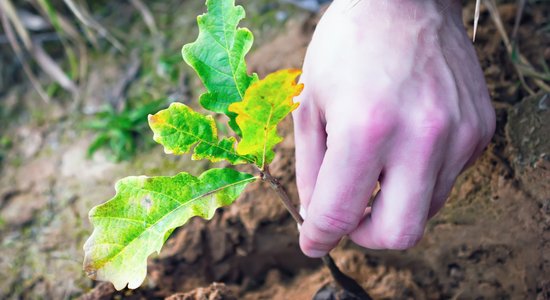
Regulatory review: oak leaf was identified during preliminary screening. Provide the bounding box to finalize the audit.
[148,102,253,164]
[83,168,256,290]
[229,69,303,168]
[182,0,258,134]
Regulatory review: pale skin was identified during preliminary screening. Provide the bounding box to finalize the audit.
[293,0,496,257]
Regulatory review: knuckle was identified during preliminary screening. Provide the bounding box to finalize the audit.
[312,212,358,237]
[335,103,398,133]
[293,102,320,131]
[371,221,424,250]
[458,123,481,149]
[328,106,398,153]
[382,230,424,250]
[301,234,335,253]
[414,109,452,140]
[359,107,399,139]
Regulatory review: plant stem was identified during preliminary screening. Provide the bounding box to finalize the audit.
[261,166,372,300]
[262,166,304,225]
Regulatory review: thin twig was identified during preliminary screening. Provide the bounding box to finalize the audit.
[262,166,303,224]
[261,166,372,300]
[473,0,481,42]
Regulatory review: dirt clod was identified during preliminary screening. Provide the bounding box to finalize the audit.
[166,283,237,300]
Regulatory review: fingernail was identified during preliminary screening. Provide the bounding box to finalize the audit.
[305,248,326,258]
[300,206,307,219]
[297,206,307,231]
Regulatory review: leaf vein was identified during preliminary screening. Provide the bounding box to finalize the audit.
[160,122,253,163]
[92,176,257,270]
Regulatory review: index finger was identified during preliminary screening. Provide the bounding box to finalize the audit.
[299,119,388,257]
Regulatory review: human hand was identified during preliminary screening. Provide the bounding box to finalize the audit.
[293,0,496,257]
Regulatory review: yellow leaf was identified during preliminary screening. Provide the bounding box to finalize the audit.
[228,69,303,169]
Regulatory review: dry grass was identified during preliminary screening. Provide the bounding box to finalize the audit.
[483,0,550,94]
[0,0,157,103]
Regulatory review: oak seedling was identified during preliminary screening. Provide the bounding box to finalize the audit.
[83,1,370,298]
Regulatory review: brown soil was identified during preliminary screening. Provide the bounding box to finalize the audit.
[1,1,548,300]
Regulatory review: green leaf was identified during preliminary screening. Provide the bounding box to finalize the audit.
[228,69,303,168]
[83,168,256,290]
[148,102,254,164]
[182,0,258,134]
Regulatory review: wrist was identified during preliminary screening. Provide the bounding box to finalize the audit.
[331,0,462,20]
